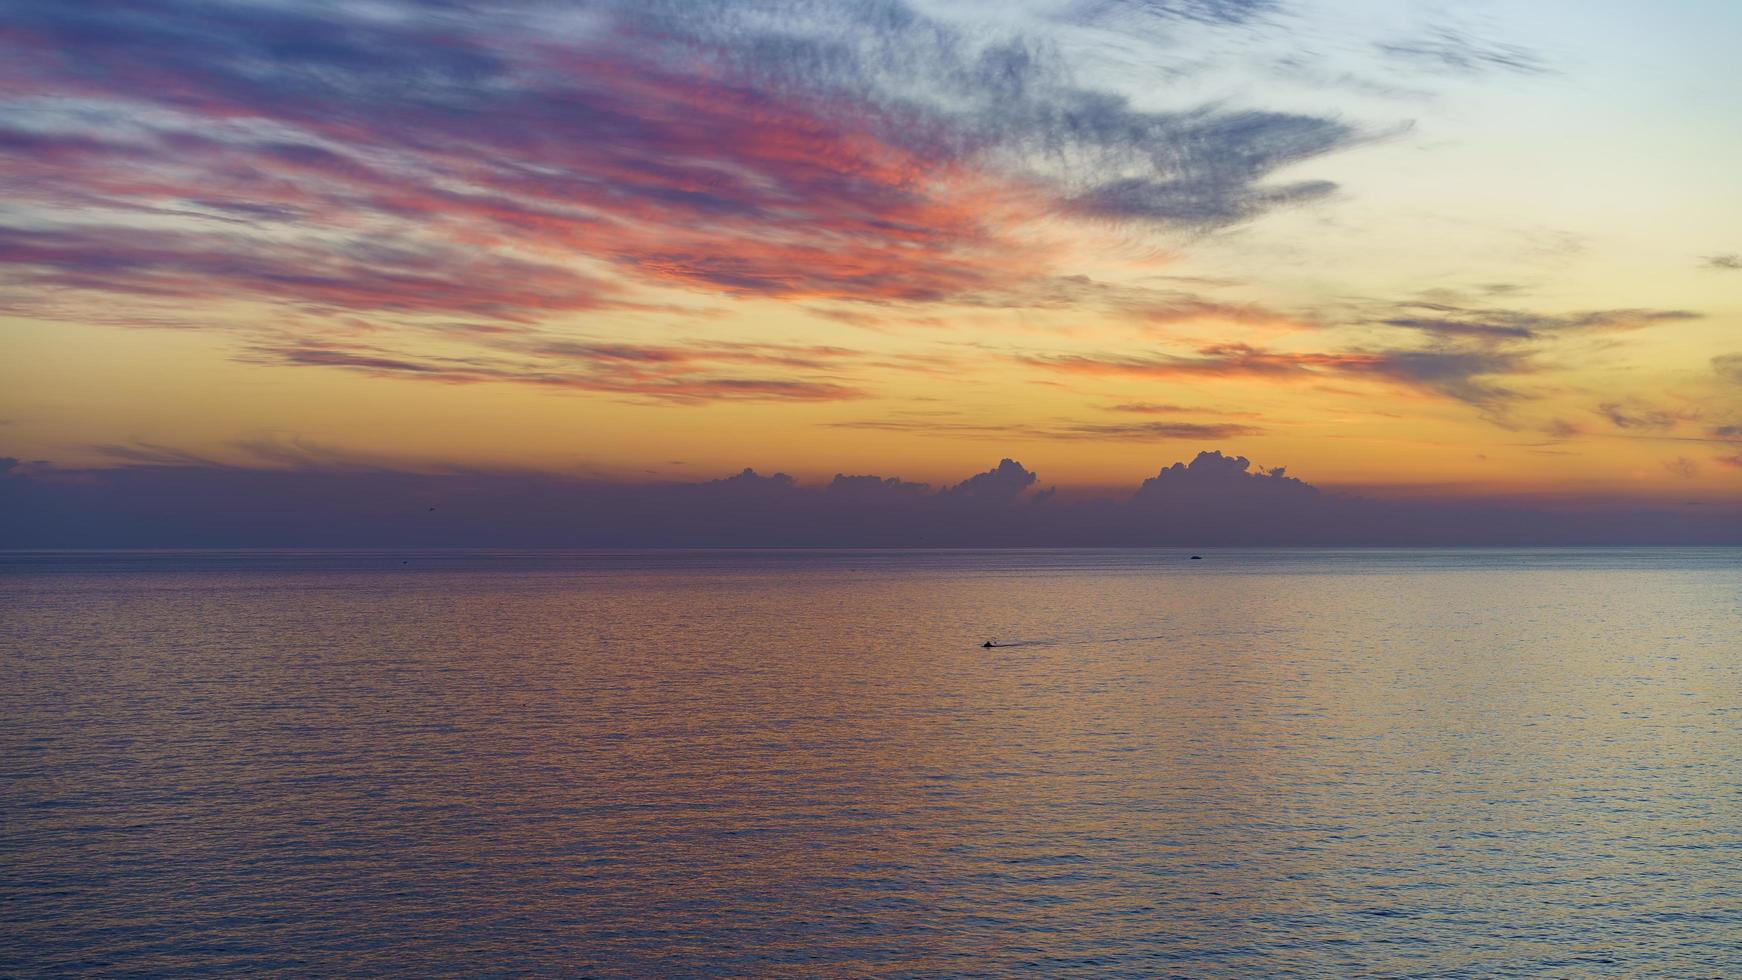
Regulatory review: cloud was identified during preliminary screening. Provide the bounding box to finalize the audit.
[1023,344,1334,379]
[1663,457,1699,478]
[1380,317,1534,342]
[1059,111,1351,226]
[702,467,797,492]
[1057,421,1261,439]
[0,223,617,320]
[826,473,932,497]
[1377,26,1550,76]
[1709,426,1742,470]
[1121,297,1312,332]
[1068,0,1280,27]
[1022,342,1532,408]
[0,0,1364,325]
[245,341,869,403]
[89,442,221,466]
[1134,449,1313,501]
[943,458,1038,498]
[0,0,1397,414]
[1059,301,1697,421]
[1703,254,1742,271]
[1107,402,1256,416]
[8,449,1737,547]
[828,413,1262,441]
[1595,402,1693,432]
[1714,353,1742,385]
[1376,302,1699,343]
[950,275,1317,335]
[1335,348,1530,408]
[1561,309,1702,331]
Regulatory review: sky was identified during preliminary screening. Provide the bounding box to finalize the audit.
[2,0,1740,541]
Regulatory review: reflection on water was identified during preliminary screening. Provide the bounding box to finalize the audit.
[3,549,1739,976]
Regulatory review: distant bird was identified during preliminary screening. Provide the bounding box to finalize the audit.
[428,507,436,512]
[1190,555,1203,560]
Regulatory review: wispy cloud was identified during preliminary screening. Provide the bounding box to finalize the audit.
[1663,456,1699,479]
[246,341,869,403]
[1106,401,1260,417]
[1021,342,1533,409]
[1375,303,1699,343]
[0,224,615,319]
[1068,0,1280,28]
[0,0,1363,325]
[1377,26,1550,77]
[1595,402,1696,432]
[828,415,1262,440]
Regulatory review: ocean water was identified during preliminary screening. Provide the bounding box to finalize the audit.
[2,548,1739,977]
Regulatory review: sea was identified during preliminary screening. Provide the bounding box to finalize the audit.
[2,548,1739,977]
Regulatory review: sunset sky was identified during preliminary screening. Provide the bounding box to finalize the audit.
[3,0,1740,504]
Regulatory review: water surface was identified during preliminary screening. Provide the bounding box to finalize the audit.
[3,549,1739,976]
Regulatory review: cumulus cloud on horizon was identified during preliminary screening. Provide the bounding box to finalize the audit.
[5,449,1737,548]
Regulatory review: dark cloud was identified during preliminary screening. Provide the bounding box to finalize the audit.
[245,341,868,403]
[1563,309,1701,331]
[1595,402,1692,432]
[1058,421,1261,440]
[1059,111,1350,226]
[1216,302,1711,418]
[1135,449,1311,500]
[943,458,1038,499]
[6,449,1736,547]
[1378,26,1550,76]
[1376,302,1699,343]
[89,442,221,466]
[1381,317,1535,342]
[1703,254,1741,271]
[1022,342,1532,409]
[1336,348,1529,409]
[0,223,614,319]
[1663,457,1699,479]
[1714,354,1742,385]
[827,415,1262,441]
[826,473,931,497]
[1068,0,1280,27]
[1068,175,1336,225]
[1107,402,1256,416]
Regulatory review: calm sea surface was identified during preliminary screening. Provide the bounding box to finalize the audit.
[3,549,1739,977]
